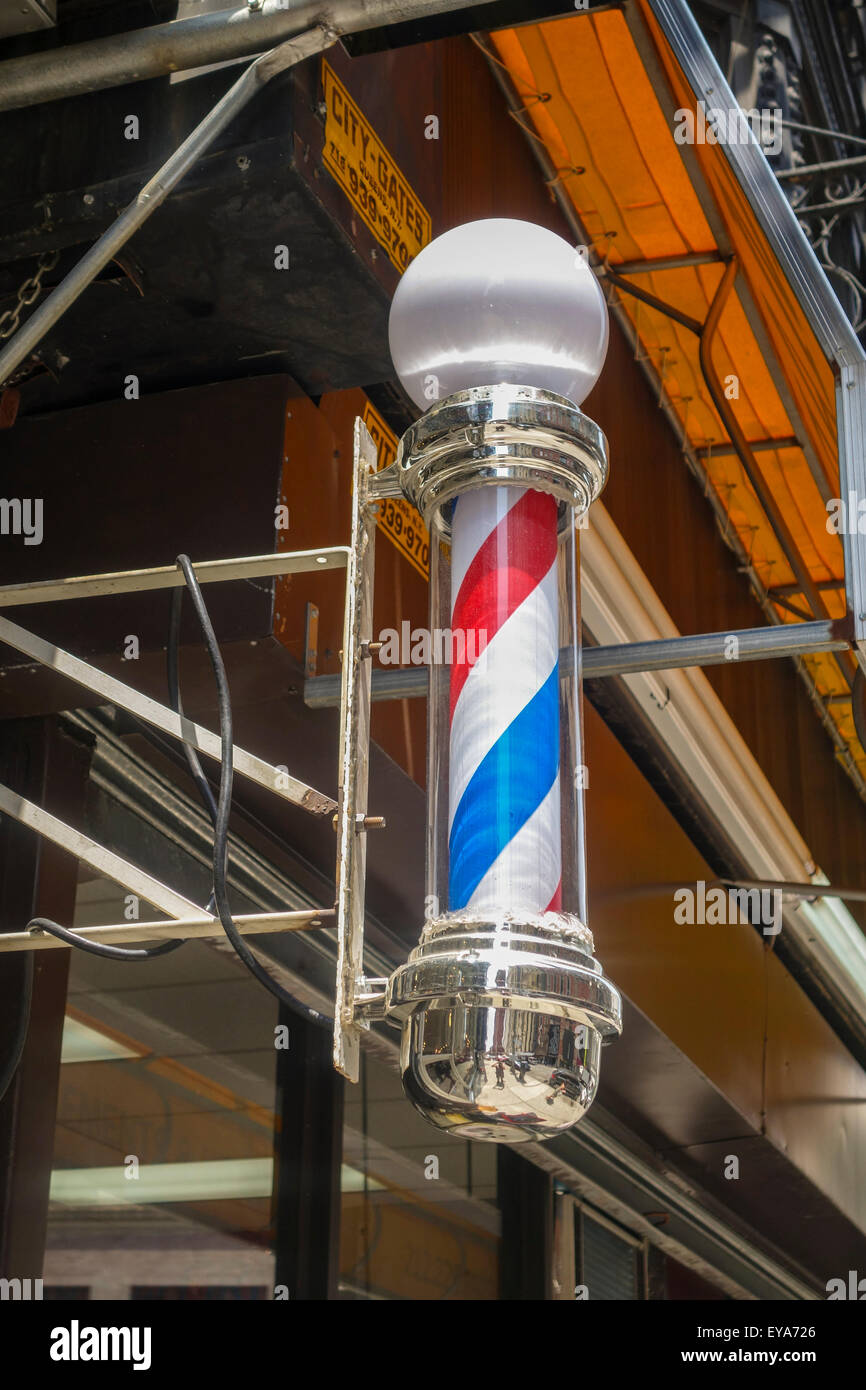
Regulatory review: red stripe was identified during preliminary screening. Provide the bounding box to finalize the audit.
[449,489,557,724]
[544,880,562,913]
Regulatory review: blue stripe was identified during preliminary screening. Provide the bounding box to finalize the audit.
[448,664,559,909]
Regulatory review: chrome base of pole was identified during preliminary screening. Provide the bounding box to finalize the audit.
[385,912,622,1142]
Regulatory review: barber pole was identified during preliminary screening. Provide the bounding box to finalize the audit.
[448,486,562,914]
[385,219,622,1140]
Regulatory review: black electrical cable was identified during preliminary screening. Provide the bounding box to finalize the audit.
[168,584,220,830]
[25,917,185,960]
[9,595,207,964]
[0,954,33,1103]
[175,553,329,1021]
[13,564,328,1013]
[168,584,217,916]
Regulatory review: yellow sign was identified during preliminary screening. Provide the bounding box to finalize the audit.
[322,60,432,272]
[362,399,429,579]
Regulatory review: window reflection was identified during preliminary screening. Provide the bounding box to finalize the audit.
[44,874,503,1301]
[340,1051,500,1299]
[44,873,278,1301]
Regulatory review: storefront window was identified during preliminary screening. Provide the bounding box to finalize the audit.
[340,1050,500,1299]
[44,872,278,1301]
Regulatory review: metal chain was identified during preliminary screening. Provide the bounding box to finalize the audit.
[0,251,59,341]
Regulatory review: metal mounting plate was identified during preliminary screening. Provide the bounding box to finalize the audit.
[333,419,379,1082]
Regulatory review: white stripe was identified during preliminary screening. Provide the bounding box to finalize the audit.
[449,562,558,828]
[467,777,562,916]
[450,485,525,605]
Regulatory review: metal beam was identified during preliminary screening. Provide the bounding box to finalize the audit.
[699,258,834,633]
[0,613,336,816]
[0,3,497,382]
[602,877,866,906]
[791,195,866,217]
[0,781,202,919]
[648,0,863,367]
[778,116,866,149]
[776,153,866,180]
[770,579,844,596]
[0,24,335,386]
[274,1006,344,1300]
[0,0,499,112]
[721,878,866,904]
[0,719,85,1289]
[607,249,841,637]
[648,0,866,658]
[332,419,378,1083]
[303,620,850,707]
[0,908,332,953]
[696,436,800,458]
[498,1148,553,1300]
[602,264,705,335]
[837,361,866,662]
[0,549,349,608]
[605,252,724,274]
[306,667,426,706]
[584,620,848,675]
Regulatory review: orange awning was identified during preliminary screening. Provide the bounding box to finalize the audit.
[489,2,862,782]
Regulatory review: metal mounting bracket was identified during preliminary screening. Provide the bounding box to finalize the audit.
[0,545,355,978]
[333,418,379,1082]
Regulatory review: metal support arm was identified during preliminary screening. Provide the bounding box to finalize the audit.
[0,611,335,816]
[0,909,332,955]
[332,419,379,1082]
[303,617,850,708]
[0,549,349,967]
[0,547,349,608]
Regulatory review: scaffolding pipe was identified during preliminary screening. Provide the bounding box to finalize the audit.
[0,548,349,608]
[0,26,334,386]
[0,0,495,112]
[0,909,333,954]
[0,0,492,386]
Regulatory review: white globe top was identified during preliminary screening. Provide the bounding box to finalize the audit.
[388,218,609,411]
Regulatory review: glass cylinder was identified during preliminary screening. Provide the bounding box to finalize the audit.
[426,485,585,930]
[384,383,621,1144]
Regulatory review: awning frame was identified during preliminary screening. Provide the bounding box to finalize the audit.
[476,2,866,791]
[649,0,866,667]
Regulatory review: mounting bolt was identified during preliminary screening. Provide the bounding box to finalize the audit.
[332,812,387,833]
